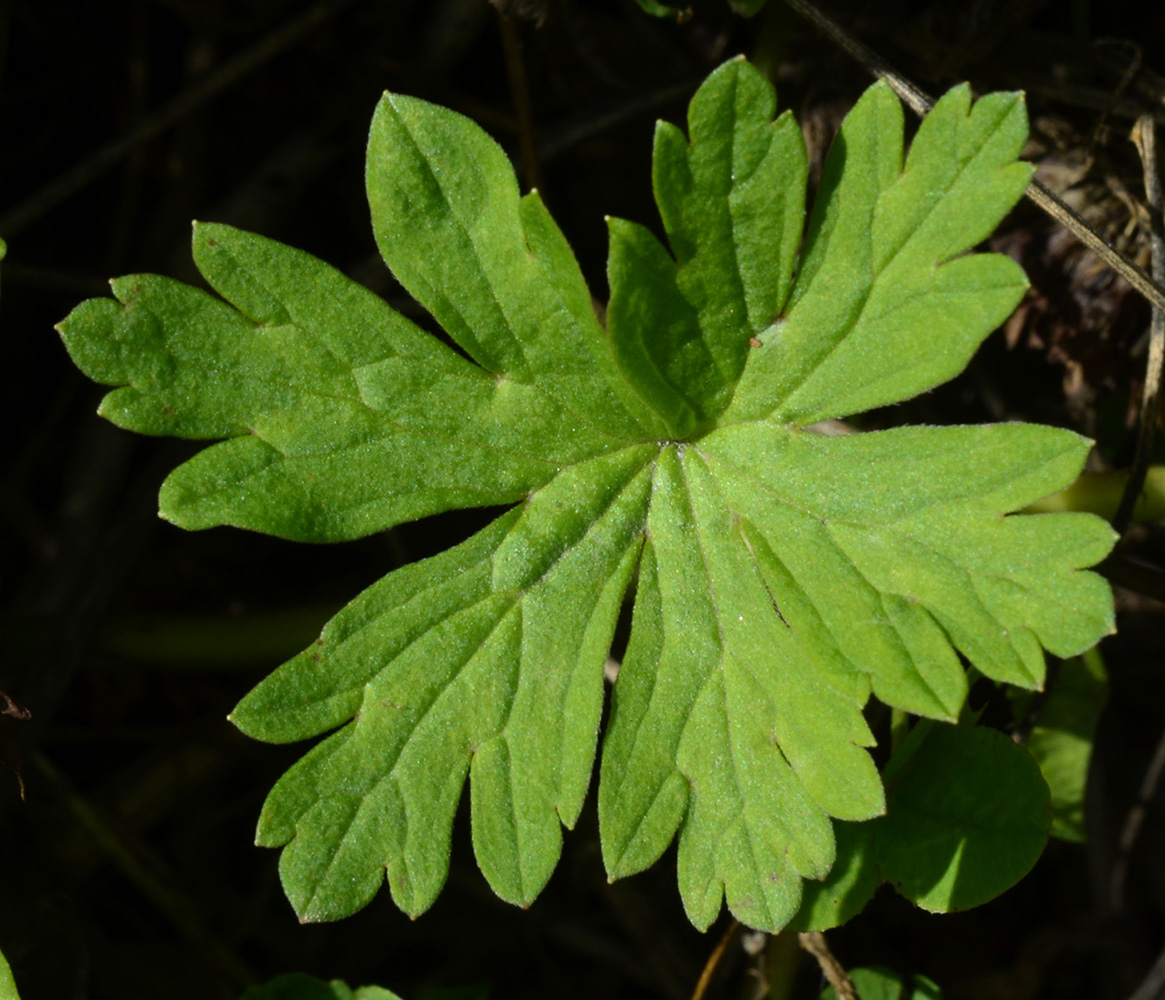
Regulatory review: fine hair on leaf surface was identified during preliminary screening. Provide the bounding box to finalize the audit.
[57,56,1116,933]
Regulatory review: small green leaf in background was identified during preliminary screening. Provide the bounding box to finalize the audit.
[240,973,402,1000]
[58,57,1115,933]
[792,720,1053,929]
[628,0,691,20]
[1024,648,1108,841]
[820,966,941,1000]
[876,723,1051,912]
[629,0,768,16]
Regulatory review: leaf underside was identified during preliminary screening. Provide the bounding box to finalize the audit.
[57,58,1115,933]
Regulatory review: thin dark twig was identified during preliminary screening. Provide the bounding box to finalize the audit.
[691,920,740,1000]
[1110,724,1165,915]
[1100,552,1165,603]
[777,0,1165,317]
[1114,115,1165,535]
[1129,940,1165,1000]
[537,78,701,164]
[0,691,30,721]
[0,689,29,800]
[998,73,1165,125]
[1090,39,1142,150]
[497,12,543,194]
[777,0,933,115]
[0,0,362,239]
[1024,182,1165,316]
[798,931,857,1000]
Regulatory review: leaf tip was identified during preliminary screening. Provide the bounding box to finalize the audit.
[157,503,184,531]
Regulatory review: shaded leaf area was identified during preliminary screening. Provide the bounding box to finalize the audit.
[1023,649,1109,842]
[57,59,1115,934]
[820,966,942,1000]
[792,723,1052,931]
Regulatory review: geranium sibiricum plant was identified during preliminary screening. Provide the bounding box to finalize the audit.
[58,57,1115,934]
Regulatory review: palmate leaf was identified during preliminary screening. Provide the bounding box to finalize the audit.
[57,57,1115,933]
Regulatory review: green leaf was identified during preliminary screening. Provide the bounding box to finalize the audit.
[876,722,1051,912]
[820,967,941,1000]
[0,945,21,1000]
[638,56,806,428]
[61,224,617,542]
[600,446,883,931]
[727,81,1033,425]
[606,218,709,437]
[366,91,661,441]
[627,0,690,16]
[654,59,805,336]
[605,59,806,437]
[790,717,1061,931]
[57,59,1115,933]
[240,973,402,1000]
[1024,648,1108,841]
[235,447,652,919]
